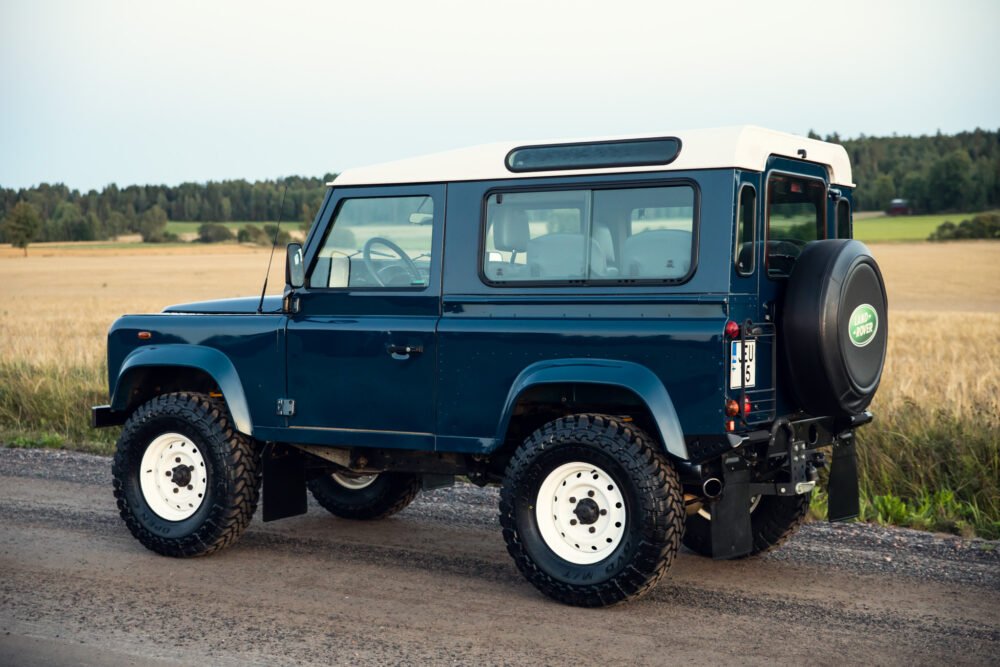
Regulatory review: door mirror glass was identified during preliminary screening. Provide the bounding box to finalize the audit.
[286,243,304,289]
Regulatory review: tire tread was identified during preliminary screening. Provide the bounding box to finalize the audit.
[499,413,684,607]
[111,392,261,558]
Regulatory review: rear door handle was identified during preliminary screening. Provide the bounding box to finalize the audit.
[387,343,423,358]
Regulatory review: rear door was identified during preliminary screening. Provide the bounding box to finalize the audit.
[758,157,830,415]
[284,184,445,449]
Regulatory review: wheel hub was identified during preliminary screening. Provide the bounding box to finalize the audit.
[535,462,627,565]
[572,497,600,525]
[170,464,192,488]
[139,433,208,521]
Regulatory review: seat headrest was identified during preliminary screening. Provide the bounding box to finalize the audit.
[493,209,529,252]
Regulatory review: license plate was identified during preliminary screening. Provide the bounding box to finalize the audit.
[730,341,756,389]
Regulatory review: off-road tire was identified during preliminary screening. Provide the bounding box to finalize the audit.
[308,472,421,520]
[499,414,685,607]
[682,493,810,558]
[112,392,261,557]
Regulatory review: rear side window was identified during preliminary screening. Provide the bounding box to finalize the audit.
[735,185,756,275]
[483,185,696,284]
[837,199,852,238]
[766,174,826,278]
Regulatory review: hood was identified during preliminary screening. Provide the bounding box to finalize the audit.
[163,295,283,314]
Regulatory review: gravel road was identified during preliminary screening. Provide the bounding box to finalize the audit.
[1,447,998,666]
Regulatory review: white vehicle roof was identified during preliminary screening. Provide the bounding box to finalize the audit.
[330,125,854,188]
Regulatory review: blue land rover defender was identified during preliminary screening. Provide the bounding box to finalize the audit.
[93,127,888,607]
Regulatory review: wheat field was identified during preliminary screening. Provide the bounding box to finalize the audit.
[1,240,998,535]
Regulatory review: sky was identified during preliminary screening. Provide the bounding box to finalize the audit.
[1,0,998,191]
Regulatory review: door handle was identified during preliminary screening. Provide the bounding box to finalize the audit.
[387,343,423,358]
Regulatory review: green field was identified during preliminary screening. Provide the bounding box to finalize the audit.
[164,220,279,235]
[162,211,996,244]
[853,211,997,242]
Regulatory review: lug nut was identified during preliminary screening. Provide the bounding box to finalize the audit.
[569,497,576,503]
[589,527,596,533]
[587,491,594,497]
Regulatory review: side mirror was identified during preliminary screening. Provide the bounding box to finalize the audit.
[285,243,304,289]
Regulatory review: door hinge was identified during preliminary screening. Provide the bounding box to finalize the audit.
[276,398,296,416]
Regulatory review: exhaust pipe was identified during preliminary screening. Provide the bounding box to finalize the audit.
[702,477,723,500]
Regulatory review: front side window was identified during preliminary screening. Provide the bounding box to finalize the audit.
[310,196,434,288]
[766,174,826,278]
[483,185,696,284]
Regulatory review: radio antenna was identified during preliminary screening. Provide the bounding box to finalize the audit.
[256,184,289,314]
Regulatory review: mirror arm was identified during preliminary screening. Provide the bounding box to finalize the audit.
[282,287,300,315]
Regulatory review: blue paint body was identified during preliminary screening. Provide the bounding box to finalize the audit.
[102,163,852,464]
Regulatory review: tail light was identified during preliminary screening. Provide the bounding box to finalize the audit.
[725,320,741,339]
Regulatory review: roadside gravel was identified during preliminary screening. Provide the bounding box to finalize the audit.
[1,446,997,666]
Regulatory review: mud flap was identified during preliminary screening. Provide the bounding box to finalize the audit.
[262,444,308,522]
[710,462,753,559]
[828,437,860,522]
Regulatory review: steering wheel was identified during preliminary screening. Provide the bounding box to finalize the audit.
[766,239,807,275]
[362,237,422,287]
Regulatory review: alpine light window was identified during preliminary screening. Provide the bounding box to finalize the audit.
[506,138,681,173]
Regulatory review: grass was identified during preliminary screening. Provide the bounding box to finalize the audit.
[164,220,278,235]
[853,210,1000,242]
[2,241,999,538]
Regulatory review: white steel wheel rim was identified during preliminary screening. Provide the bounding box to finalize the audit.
[535,461,627,565]
[697,494,761,521]
[139,432,208,521]
[331,471,379,490]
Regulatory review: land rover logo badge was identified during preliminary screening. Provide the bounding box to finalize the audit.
[848,304,878,347]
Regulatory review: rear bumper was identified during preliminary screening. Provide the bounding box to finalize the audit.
[685,410,873,464]
[91,405,126,428]
[738,410,873,450]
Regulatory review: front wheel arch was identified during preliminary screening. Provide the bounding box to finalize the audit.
[110,345,254,436]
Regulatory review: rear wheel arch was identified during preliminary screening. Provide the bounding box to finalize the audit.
[491,360,689,470]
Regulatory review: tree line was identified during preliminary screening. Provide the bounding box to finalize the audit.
[0,175,333,247]
[809,128,999,212]
[2,129,999,248]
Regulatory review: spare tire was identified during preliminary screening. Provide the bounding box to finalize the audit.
[781,239,888,417]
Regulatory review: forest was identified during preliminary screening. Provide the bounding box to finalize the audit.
[822,128,999,212]
[1,129,998,244]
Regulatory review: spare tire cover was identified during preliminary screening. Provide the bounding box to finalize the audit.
[781,239,888,417]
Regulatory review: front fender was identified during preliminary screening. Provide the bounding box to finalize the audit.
[110,345,254,436]
[495,358,689,460]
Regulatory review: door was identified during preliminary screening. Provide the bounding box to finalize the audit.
[284,184,445,450]
[758,157,830,416]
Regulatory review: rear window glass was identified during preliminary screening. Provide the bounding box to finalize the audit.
[483,185,696,284]
[766,175,826,278]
